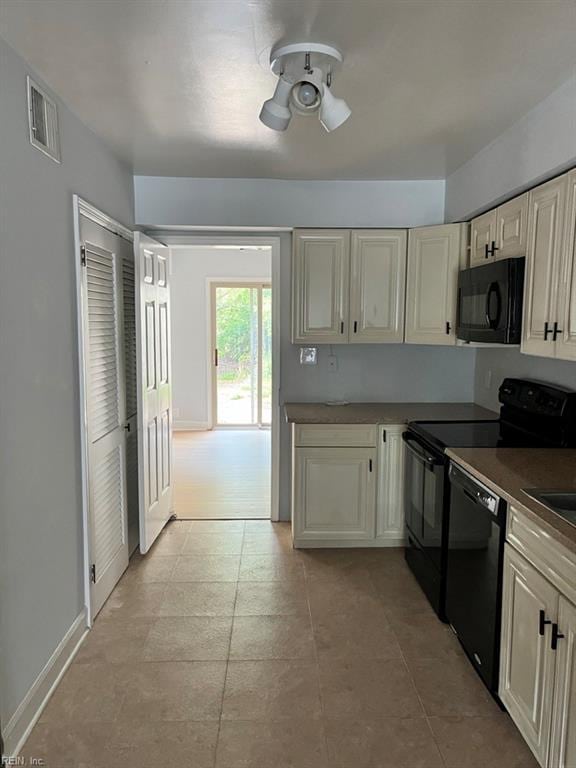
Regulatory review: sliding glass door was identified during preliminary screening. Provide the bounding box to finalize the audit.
[212,283,272,427]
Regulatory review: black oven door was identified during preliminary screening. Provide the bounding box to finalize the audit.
[403,432,445,570]
[457,258,524,344]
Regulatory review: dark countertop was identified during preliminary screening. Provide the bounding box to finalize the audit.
[446,447,576,553]
[284,402,497,425]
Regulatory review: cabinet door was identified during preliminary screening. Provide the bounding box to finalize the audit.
[376,425,405,542]
[470,209,497,266]
[557,170,576,361]
[349,230,407,343]
[405,224,463,345]
[550,596,576,768]
[500,545,558,767]
[292,447,376,542]
[496,193,528,260]
[292,230,350,343]
[522,175,568,358]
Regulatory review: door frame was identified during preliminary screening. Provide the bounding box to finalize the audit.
[208,279,272,429]
[73,195,134,626]
[160,235,281,522]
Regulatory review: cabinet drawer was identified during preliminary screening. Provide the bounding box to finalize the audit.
[507,505,576,606]
[293,423,378,447]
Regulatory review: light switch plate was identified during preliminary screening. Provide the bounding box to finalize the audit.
[300,347,318,365]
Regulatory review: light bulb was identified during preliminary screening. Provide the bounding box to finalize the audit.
[298,82,319,107]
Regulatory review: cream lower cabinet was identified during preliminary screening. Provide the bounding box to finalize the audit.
[291,423,405,547]
[376,424,405,544]
[500,506,576,768]
[500,545,558,766]
[550,596,576,768]
[405,223,467,345]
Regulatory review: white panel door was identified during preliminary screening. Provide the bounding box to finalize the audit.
[550,596,576,768]
[292,230,350,343]
[293,447,376,542]
[135,233,173,553]
[522,175,568,358]
[405,224,462,345]
[558,169,576,361]
[349,230,407,343]
[470,209,497,266]
[499,545,558,767]
[376,425,406,542]
[80,216,130,618]
[495,193,529,260]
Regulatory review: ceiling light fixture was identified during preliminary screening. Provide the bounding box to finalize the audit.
[259,42,351,133]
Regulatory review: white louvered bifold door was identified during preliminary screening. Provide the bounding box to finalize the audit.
[80,215,130,618]
[135,233,173,553]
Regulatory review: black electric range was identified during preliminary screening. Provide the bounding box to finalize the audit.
[402,378,576,622]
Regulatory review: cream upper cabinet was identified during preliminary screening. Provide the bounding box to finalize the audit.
[470,193,528,266]
[405,224,465,345]
[470,209,497,266]
[496,192,529,260]
[557,169,576,361]
[522,175,568,358]
[292,230,350,344]
[500,544,558,767]
[349,230,407,343]
[550,596,576,768]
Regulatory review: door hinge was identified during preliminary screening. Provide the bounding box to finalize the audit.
[90,563,96,584]
[214,348,218,366]
[369,458,373,472]
[446,321,451,335]
[382,430,387,443]
[80,245,87,267]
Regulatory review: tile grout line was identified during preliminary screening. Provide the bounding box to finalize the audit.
[370,562,449,768]
[213,519,244,768]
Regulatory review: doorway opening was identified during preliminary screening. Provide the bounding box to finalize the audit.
[212,282,272,427]
[167,239,280,522]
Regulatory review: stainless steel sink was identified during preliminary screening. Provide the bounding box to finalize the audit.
[523,489,576,526]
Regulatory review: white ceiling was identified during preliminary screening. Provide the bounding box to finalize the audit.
[1,0,575,179]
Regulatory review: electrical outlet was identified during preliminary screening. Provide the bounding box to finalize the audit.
[174,407,180,418]
[327,354,338,372]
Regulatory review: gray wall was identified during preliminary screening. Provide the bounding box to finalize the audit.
[475,348,576,411]
[445,74,576,222]
[0,39,134,728]
[135,176,445,229]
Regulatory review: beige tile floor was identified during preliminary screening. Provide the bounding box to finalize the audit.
[21,520,538,768]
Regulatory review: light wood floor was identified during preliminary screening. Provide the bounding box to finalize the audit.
[173,430,271,520]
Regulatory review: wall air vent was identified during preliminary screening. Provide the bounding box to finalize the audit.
[27,76,61,163]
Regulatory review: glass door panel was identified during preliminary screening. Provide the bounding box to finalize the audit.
[213,283,271,427]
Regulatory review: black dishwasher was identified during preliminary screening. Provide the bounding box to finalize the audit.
[446,462,506,696]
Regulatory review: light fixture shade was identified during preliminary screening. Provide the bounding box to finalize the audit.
[259,77,292,131]
[319,84,351,132]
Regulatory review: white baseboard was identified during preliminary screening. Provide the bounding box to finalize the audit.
[173,420,211,431]
[3,611,88,758]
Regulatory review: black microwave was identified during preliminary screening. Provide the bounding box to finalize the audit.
[457,257,525,344]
